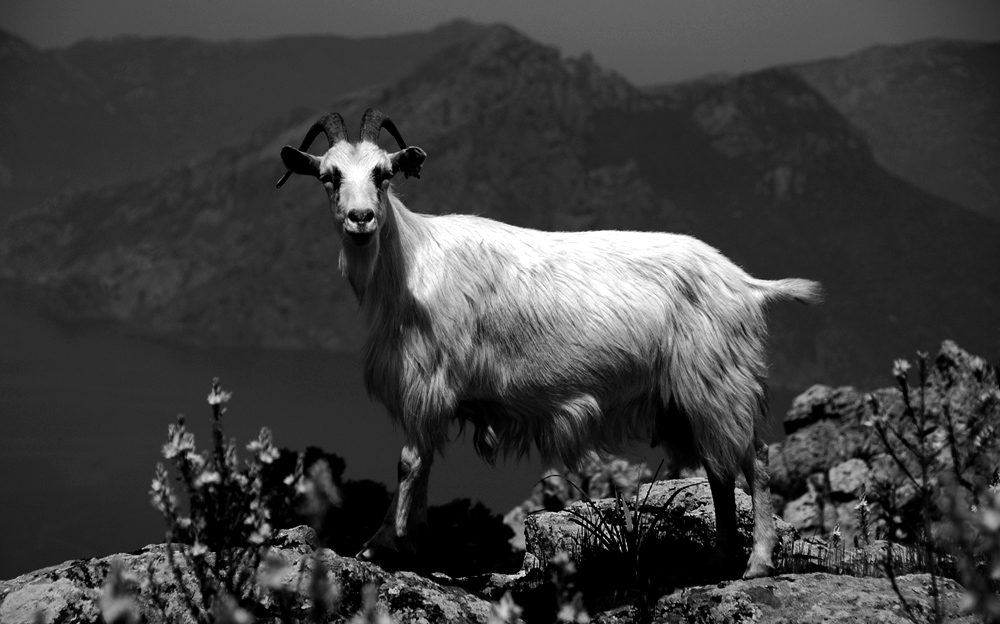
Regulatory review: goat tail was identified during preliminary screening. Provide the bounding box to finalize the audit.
[753,277,824,306]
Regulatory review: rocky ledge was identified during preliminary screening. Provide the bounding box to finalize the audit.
[0,478,978,623]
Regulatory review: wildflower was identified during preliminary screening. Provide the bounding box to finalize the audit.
[854,494,871,514]
[982,508,1000,533]
[892,358,911,380]
[551,550,576,575]
[150,464,178,515]
[830,524,842,544]
[207,388,232,405]
[259,554,292,591]
[212,594,253,624]
[247,428,280,464]
[191,542,208,558]
[193,470,221,489]
[489,592,523,624]
[162,423,196,459]
[557,600,591,624]
[185,451,206,472]
[207,378,232,406]
[100,559,141,624]
[854,486,872,545]
[248,523,272,545]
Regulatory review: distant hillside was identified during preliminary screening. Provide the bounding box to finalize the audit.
[648,40,1000,221]
[2,25,998,392]
[0,20,486,212]
[792,39,1000,220]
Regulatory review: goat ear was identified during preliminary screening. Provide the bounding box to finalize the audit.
[389,146,426,179]
[279,146,321,181]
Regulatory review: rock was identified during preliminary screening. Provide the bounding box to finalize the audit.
[768,419,876,501]
[655,573,976,623]
[770,341,1000,548]
[828,458,870,497]
[783,384,864,434]
[0,526,494,624]
[504,453,653,551]
[523,478,797,585]
[781,490,820,532]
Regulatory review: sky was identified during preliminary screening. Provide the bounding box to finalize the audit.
[1,0,998,84]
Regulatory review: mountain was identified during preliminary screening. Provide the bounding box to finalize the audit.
[0,20,486,213]
[648,40,1000,221]
[789,39,1000,220]
[2,25,998,393]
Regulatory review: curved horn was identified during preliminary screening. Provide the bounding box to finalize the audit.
[276,112,349,188]
[358,108,408,150]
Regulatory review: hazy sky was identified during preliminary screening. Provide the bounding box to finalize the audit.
[2,0,998,84]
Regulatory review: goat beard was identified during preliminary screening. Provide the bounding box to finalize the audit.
[339,235,380,301]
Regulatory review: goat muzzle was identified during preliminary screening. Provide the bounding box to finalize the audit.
[344,209,378,246]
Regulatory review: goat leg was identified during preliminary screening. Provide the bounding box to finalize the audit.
[357,443,432,569]
[742,437,777,579]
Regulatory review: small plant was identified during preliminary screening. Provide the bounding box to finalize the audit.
[854,484,872,547]
[148,377,283,621]
[864,351,1000,623]
[547,461,664,582]
[142,377,404,623]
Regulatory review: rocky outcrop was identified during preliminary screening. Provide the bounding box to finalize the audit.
[2,481,984,624]
[522,478,797,585]
[655,573,975,623]
[769,341,1000,545]
[503,453,655,552]
[0,527,496,624]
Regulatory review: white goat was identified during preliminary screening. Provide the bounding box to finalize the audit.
[277,109,822,579]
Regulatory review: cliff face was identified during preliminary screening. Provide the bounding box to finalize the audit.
[2,25,999,390]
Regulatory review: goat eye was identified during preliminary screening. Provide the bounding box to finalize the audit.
[372,167,391,186]
[320,169,341,186]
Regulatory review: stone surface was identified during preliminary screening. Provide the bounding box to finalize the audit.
[655,573,976,623]
[827,458,870,497]
[770,341,1000,544]
[523,478,797,585]
[0,526,494,624]
[783,384,864,435]
[504,453,654,551]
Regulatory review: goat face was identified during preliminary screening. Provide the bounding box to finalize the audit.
[277,109,426,251]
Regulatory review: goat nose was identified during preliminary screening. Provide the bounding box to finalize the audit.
[348,209,375,224]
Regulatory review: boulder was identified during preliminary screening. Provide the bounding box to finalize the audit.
[770,341,1000,546]
[0,526,494,624]
[504,453,654,551]
[523,478,797,585]
[783,384,865,434]
[827,458,871,497]
[655,573,976,623]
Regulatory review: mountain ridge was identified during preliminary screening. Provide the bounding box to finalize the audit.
[0,19,490,213]
[2,23,997,392]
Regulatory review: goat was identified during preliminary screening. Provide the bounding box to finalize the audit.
[277,108,822,579]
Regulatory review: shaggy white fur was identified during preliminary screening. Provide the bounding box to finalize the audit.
[279,109,822,579]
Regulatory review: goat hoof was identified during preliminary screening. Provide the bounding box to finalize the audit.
[743,558,775,579]
[356,543,417,571]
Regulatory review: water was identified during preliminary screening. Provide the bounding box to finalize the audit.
[0,296,544,580]
[0,294,797,580]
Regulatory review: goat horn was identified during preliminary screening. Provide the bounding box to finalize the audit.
[276,112,349,188]
[358,108,408,150]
